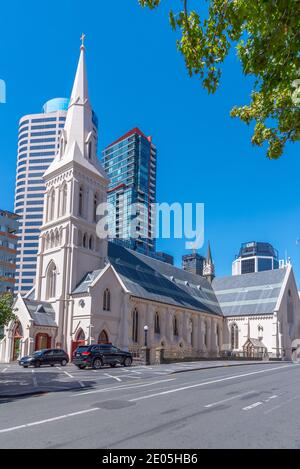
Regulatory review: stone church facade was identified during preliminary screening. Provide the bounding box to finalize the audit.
[1,42,300,364]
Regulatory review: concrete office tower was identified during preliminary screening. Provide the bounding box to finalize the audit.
[102,128,157,255]
[232,241,280,276]
[14,98,99,295]
[0,209,19,294]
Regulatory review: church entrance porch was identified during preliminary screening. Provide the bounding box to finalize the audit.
[98,330,109,344]
[12,323,23,362]
[35,333,51,351]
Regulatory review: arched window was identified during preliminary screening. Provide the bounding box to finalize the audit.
[98,330,109,344]
[93,193,99,223]
[76,329,86,342]
[204,321,208,348]
[89,235,94,251]
[87,141,92,160]
[190,318,194,346]
[173,316,179,337]
[46,262,57,300]
[78,230,82,247]
[154,312,160,334]
[79,185,84,216]
[231,323,239,350]
[132,309,139,343]
[50,231,55,249]
[83,233,87,248]
[55,230,60,247]
[46,233,50,250]
[103,289,111,311]
[50,189,55,221]
[61,183,67,216]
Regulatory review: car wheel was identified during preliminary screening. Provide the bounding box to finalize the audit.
[77,365,86,370]
[61,359,67,367]
[123,357,132,367]
[92,358,103,370]
[34,361,41,368]
[23,366,28,369]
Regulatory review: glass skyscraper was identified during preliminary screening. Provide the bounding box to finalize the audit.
[0,209,19,294]
[232,241,280,275]
[102,128,157,255]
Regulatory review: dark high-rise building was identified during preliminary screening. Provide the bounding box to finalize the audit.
[0,209,19,294]
[102,127,157,255]
[232,242,279,275]
[182,252,206,276]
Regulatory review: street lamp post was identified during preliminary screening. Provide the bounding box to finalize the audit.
[144,325,149,347]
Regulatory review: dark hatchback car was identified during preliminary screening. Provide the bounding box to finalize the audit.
[19,349,69,368]
[73,344,133,370]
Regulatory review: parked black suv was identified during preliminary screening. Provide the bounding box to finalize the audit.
[19,349,69,368]
[73,344,133,370]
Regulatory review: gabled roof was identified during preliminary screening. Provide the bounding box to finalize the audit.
[213,268,288,317]
[23,299,57,327]
[72,270,103,294]
[72,242,222,316]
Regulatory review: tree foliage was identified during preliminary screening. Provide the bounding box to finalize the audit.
[0,293,15,328]
[139,0,300,159]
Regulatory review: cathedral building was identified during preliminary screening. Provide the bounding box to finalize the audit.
[1,41,300,364]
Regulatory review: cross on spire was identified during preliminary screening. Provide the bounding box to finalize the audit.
[80,33,86,48]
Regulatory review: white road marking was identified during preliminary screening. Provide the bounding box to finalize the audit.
[128,370,142,374]
[104,373,122,382]
[264,395,300,414]
[128,365,294,403]
[31,370,38,387]
[204,391,257,408]
[243,402,263,411]
[0,408,99,434]
[72,378,176,397]
[63,371,74,379]
[1,368,8,373]
[264,395,279,403]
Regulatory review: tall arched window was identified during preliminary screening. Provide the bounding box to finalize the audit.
[46,262,57,300]
[89,235,94,251]
[93,193,99,223]
[83,233,87,248]
[204,321,208,348]
[231,323,239,350]
[154,312,160,334]
[173,316,179,337]
[190,318,194,346]
[61,183,67,216]
[79,185,84,216]
[132,309,139,343]
[103,288,111,311]
[50,189,55,221]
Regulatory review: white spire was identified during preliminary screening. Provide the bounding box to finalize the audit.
[44,37,107,180]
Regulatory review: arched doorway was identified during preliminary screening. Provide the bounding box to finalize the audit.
[12,322,23,361]
[35,333,51,351]
[71,329,86,357]
[98,330,109,344]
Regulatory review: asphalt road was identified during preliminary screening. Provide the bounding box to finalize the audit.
[1,362,300,449]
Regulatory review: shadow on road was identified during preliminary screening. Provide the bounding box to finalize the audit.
[0,370,98,403]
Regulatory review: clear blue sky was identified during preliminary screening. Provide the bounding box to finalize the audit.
[0,0,300,282]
